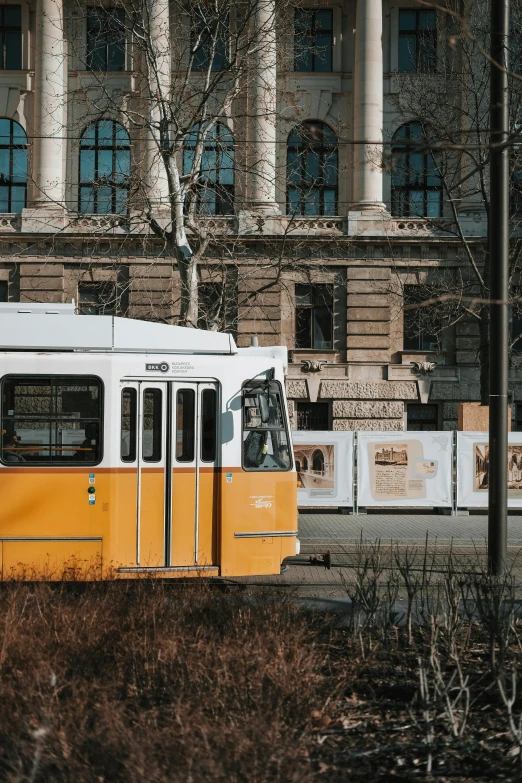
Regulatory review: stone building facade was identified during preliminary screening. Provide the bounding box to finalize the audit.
[0,0,514,432]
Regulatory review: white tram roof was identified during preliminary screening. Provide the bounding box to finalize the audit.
[0,302,237,355]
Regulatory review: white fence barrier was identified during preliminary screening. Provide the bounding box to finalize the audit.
[292,431,353,508]
[291,430,520,512]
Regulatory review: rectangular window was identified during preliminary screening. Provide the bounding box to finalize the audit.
[78,282,117,315]
[87,7,125,71]
[176,389,195,462]
[0,6,21,70]
[192,11,228,72]
[515,403,522,432]
[121,387,137,462]
[407,403,438,431]
[398,9,437,73]
[294,9,333,72]
[201,388,217,462]
[297,402,330,431]
[2,376,103,465]
[510,289,522,355]
[0,280,7,302]
[142,388,162,462]
[242,382,291,471]
[403,285,439,351]
[295,284,333,349]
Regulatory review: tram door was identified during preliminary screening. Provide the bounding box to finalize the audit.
[170,382,219,567]
[125,380,219,568]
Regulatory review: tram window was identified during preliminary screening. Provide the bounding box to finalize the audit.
[1,376,103,465]
[121,388,137,462]
[201,388,217,462]
[142,389,162,462]
[242,382,291,471]
[176,389,195,462]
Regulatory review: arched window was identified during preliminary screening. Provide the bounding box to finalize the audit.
[287,121,337,216]
[0,119,27,213]
[312,449,324,474]
[391,122,442,217]
[183,122,234,215]
[79,120,130,214]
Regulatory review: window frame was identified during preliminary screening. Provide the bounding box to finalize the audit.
[0,5,22,70]
[79,120,131,216]
[120,387,137,463]
[191,10,229,72]
[287,121,338,216]
[1,374,104,467]
[0,118,27,213]
[241,381,293,472]
[294,8,333,73]
[183,122,235,216]
[402,284,440,351]
[78,281,118,315]
[398,8,437,74]
[295,283,334,350]
[391,122,442,218]
[86,6,126,72]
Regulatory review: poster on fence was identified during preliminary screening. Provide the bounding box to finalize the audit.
[292,431,353,508]
[357,431,453,508]
[457,432,522,508]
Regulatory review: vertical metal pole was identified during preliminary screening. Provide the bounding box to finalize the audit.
[489,0,510,574]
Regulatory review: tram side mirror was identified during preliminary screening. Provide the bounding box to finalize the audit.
[259,393,270,424]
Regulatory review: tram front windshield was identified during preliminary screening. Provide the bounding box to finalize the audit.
[242,382,291,470]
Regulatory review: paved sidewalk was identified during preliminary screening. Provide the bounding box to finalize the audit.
[228,512,522,598]
[298,512,522,545]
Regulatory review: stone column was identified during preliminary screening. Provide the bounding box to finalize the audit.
[26,0,66,227]
[144,0,171,220]
[351,0,385,212]
[248,0,279,216]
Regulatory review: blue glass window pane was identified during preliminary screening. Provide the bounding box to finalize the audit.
[426,155,440,186]
[427,190,441,217]
[10,185,24,212]
[315,10,333,31]
[80,187,95,213]
[97,187,113,213]
[198,187,216,215]
[399,10,416,31]
[0,118,10,143]
[323,189,336,216]
[81,124,95,145]
[0,185,10,211]
[294,9,311,32]
[97,149,113,178]
[5,32,21,69]
[409,190,424,215]
[114,149,130,181]
[287,188,300,213]
[80,149,95,182]
[304,189,320,215]
[399,35,416,72]
[0,148,9,179]
[287,151,301,184]
[324,151,337,186]
[295,35,313,71]
[97,121,113,142]
[304,151,319,183]
[114,188,127,214]
[419,10,436,30]
[12,121,25,144]
[314,34,332,71]
[201,150,216,181]
[11,148,26,181]
[409,153,424,183]
[219,150,234,184]
[183,148,194,176]
[115,123,129,146]
[5,6,21,26]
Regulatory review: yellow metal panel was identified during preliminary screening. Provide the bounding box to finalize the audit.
[171,469,197,566]
[139,468,165,567]
[197,469,218,566]
[2,540,102,580]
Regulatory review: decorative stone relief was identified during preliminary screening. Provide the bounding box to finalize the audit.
[333,419,404,431]
[411,361,437,376]
[333,401,404,419]
[320,381,418,400]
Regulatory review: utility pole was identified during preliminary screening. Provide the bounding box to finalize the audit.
[488,0,510,575]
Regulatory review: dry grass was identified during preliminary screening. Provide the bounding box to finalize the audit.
[2,559,522,781]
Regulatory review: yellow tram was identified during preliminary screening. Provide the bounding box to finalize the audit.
[0,303,298,579]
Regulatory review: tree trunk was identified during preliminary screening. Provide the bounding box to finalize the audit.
[178,254,198,328]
